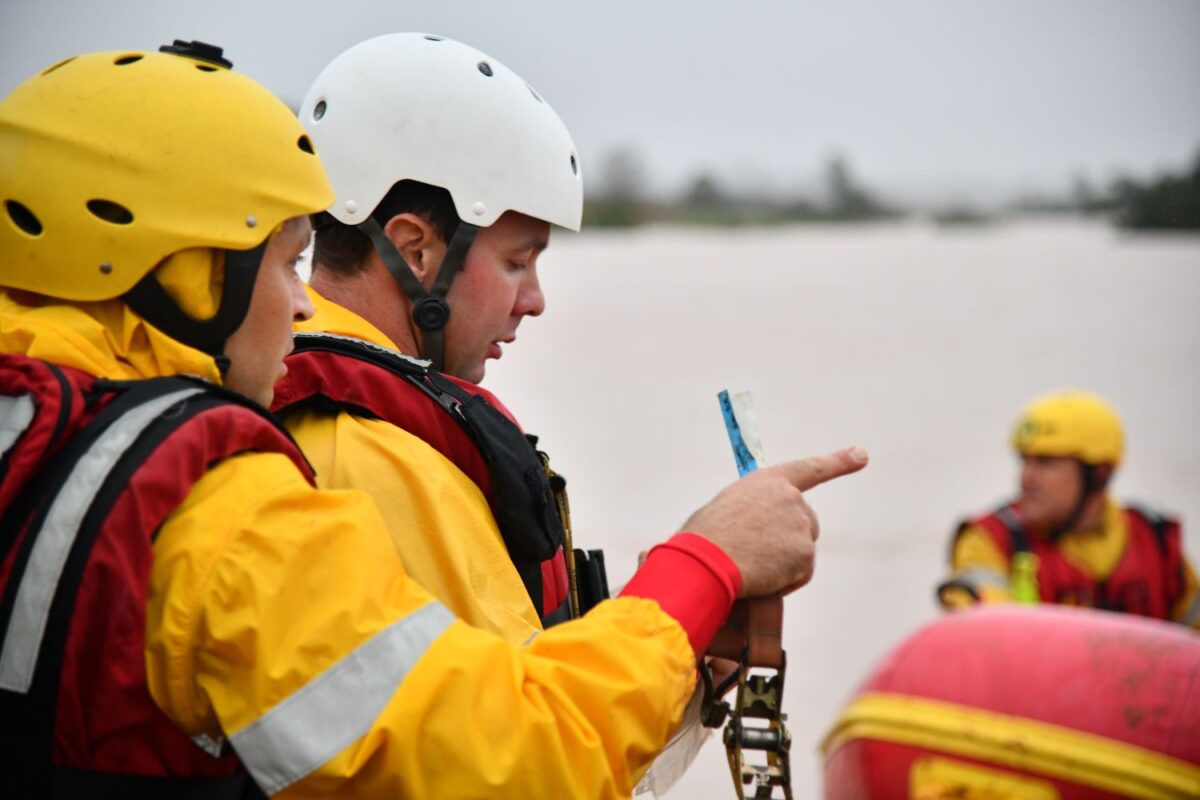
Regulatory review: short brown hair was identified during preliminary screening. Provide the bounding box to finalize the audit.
[312,180,459,276]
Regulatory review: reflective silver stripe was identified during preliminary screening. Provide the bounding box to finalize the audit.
[0,387,202,692]
[231,601,455,794]
[0,393,36,461]
[192,732,227,758]
[293,331,430,368]
[956,567,1011,592]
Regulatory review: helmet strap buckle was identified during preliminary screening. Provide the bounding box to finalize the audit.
[359,216,478,373]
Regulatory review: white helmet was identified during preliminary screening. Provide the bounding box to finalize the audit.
[300,32,582,232]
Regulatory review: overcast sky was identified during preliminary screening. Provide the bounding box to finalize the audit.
[3,0,1197,206]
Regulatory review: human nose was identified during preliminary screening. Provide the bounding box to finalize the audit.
[292,273,315,322]
[516,267,545,318]
[1019,457,1038,491]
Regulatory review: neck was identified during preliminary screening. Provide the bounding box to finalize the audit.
[1073,492,1108,532]
[310,260,422,356]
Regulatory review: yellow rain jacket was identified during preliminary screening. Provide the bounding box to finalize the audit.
[282,287,542,642]
[0,290,697,798]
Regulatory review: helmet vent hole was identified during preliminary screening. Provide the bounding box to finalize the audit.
[5,200,43,236]
[570,154,578,176]
[527,84,543,103]
[297,135,315,154]
[114,54,143,66]
[313,100,327,121]
[477,61,493,77]
[423,35,444,42]
[195,64,218,72]
[87,199,134,225]
[41,56,76,76]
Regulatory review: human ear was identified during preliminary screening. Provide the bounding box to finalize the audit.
[383,213,445,283]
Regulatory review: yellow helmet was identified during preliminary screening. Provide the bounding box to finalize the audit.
[0,42,332,352]
[1011,391,1124,466]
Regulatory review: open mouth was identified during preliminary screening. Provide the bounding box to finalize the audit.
[489,336,516,359]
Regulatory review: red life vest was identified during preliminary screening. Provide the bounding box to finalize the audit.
[0,353,312,798]
[960,503,1185,620]
[271,333,596,625]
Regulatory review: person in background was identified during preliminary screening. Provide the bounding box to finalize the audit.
[938,390,1199,629]
[0,42,867,798]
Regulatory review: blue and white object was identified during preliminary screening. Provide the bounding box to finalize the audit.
[718,389,765,476]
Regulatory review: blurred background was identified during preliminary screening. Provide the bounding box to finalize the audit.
[4,2,1197,798]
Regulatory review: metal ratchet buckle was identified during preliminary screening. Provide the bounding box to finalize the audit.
[701,597,793,799]
[723,655,792,800]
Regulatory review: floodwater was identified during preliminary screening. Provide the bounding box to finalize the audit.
[481,217,1200,799]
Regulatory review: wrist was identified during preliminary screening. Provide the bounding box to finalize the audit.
[619,532,742,656]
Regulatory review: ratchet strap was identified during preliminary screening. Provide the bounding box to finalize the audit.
[702,596,792,800]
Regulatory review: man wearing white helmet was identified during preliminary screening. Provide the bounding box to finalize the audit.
[268,33,869,794]
[273,33,600,638]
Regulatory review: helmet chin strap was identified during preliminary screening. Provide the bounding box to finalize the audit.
[1050,461,1110,540]
[358,217,479,372]
[123,241,267,376]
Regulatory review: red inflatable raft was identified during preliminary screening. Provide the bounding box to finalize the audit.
[822,606,1200,799]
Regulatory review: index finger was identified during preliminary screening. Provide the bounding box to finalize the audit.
[773,447,869,491]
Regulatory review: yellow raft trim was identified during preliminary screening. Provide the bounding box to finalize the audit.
[911,756,1062,800]
[821,692,1200,800]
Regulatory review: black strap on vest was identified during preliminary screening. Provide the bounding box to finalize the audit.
[0,375,292,798]
[1126,504,1171,555]
[1124,504,1182,612]
[994,505,1031,554]
[573,548,611,617]
[287,333,609,621]
[48,767,264,800]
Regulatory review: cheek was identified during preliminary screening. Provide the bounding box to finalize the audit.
[265,273,297,334]
[1065,472,1085,498]
[460,266,516,320]
[1044,471,1076,504]
[239,273,295,355]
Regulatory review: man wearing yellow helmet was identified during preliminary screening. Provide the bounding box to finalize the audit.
[938,391,1199,628]
[0,41,866,798]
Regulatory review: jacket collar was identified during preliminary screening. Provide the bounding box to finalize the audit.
[0,290,222,383]
[295,285,398,351]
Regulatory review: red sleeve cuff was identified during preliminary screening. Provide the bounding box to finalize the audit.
[618,532,743,657]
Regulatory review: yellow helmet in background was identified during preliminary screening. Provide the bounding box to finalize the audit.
[0,41,332,353]
[1011,391,1124,466]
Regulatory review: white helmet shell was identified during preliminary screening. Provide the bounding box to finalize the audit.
[300,33,582,231]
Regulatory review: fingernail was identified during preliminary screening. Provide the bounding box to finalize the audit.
[848,446,868,463]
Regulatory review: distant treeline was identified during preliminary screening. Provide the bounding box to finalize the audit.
[584,147,1200,231]
[585,152,899,228]
[1107,150,1200,230]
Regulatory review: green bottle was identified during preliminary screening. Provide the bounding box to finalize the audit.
[1010,552,1041,605]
